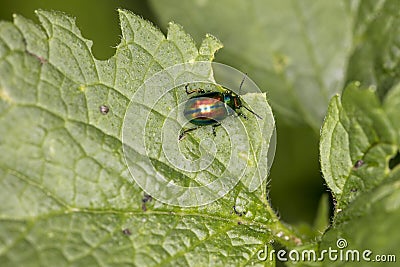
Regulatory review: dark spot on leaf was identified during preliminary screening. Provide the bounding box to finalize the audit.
[122,228,131,236]
[237,221,242,225]
[350,188,357,193]
[353,159,364,169]
[141,193,152,212]
[389,150,400,170]
[142,193,152,203]
[99,105,109,115]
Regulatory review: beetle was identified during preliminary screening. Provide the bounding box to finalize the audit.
[179,75,262,140]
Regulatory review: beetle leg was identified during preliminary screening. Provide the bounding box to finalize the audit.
[179,124,221,140]
[185,84,205,95]
[212,123,221,136]
[179,126,201,141]
[185,84,194,94]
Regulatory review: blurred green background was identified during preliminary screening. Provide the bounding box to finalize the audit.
[0,0,158,59]
[0,0,326,225]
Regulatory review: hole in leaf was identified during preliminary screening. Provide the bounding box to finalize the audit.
[389,150,400,170]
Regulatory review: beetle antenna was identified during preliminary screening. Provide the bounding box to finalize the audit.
[239,73,262,119]
[242,105,263,120]
[239,73,248,94]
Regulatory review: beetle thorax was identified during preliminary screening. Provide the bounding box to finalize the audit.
[223,92,241,111]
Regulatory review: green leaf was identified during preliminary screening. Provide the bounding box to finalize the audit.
[345,0,400,98]
[149,0,353,129]
[320,82,398,211]
[0,9,294,266]
[319,83,400,265]
[319,170,400,266]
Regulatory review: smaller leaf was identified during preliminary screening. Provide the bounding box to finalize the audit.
[319,81,400,266]
[320,82,398,211]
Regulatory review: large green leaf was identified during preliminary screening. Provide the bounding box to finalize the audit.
[149,0,353,129]
[0,10,298,266]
